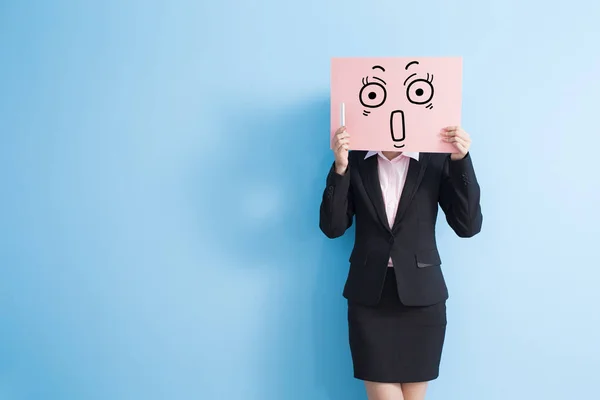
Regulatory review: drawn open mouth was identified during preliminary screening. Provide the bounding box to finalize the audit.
[390,110,406,148]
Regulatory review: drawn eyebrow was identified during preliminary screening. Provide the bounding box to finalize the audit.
[405,60,419,70]
[372,76,387,85]
[403,73,417,86]
[372,65,385,72]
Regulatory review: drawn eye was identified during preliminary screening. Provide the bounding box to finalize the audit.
[359,82,387,108]
[406,79,434,105]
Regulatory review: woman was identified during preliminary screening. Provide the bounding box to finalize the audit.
[319,125,483,400]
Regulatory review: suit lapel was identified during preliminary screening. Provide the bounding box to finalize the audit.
[392,154,430,232]
[359,154,391,232]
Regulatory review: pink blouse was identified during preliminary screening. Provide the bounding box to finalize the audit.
[364,151,420,267]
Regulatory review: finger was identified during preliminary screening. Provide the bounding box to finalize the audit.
[456,137,470,152]
[443,133,468,146]
[336,141,349,153]
[335,126,347,135]
[336,133,350,141]
[442,126,469,139]
[454,141,468,154]
[332,136,347,148]
[454,128,470,141]
[335,137,350,147]
[440,128,457,136]
[336,131,350,140]
[453,134,469,147]
[442,126,460,132]
[336,145,349,154]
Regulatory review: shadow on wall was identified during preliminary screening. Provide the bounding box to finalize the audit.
[187,95,364,399]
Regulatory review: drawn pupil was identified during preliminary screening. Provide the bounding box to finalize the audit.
[368,92,376,100]
[416,88,424,96]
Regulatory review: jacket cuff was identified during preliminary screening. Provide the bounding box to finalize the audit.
[448,152,477,185]
[325,162,351,194]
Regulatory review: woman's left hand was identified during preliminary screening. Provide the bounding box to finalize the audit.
[440,126,471,161]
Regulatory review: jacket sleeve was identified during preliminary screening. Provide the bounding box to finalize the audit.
[438,153,483,238]
[319,160,355,239]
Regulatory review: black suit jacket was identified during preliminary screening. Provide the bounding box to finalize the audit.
[319,151,483,306]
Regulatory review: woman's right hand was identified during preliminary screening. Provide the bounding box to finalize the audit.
[332,126,350,175]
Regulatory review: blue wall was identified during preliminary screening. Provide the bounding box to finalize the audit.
[1,1,599,399]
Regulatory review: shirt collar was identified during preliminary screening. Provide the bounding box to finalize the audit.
[364,151,420,162]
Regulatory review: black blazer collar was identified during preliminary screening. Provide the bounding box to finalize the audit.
[360,153,390,232]
[358,152,430,233]
[392,153,429,231]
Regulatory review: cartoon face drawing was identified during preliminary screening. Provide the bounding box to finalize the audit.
[331,57,462,153]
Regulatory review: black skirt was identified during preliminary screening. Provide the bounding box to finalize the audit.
[347,267,447,383]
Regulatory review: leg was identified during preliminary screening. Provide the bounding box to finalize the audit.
[364,381,404,400]
[400,382,428,400]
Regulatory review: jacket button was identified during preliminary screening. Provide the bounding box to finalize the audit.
[388,236,394,244]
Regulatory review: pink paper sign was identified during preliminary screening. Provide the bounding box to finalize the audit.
[330,57,462,152]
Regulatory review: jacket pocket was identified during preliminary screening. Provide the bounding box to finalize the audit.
[415,249,442,268]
